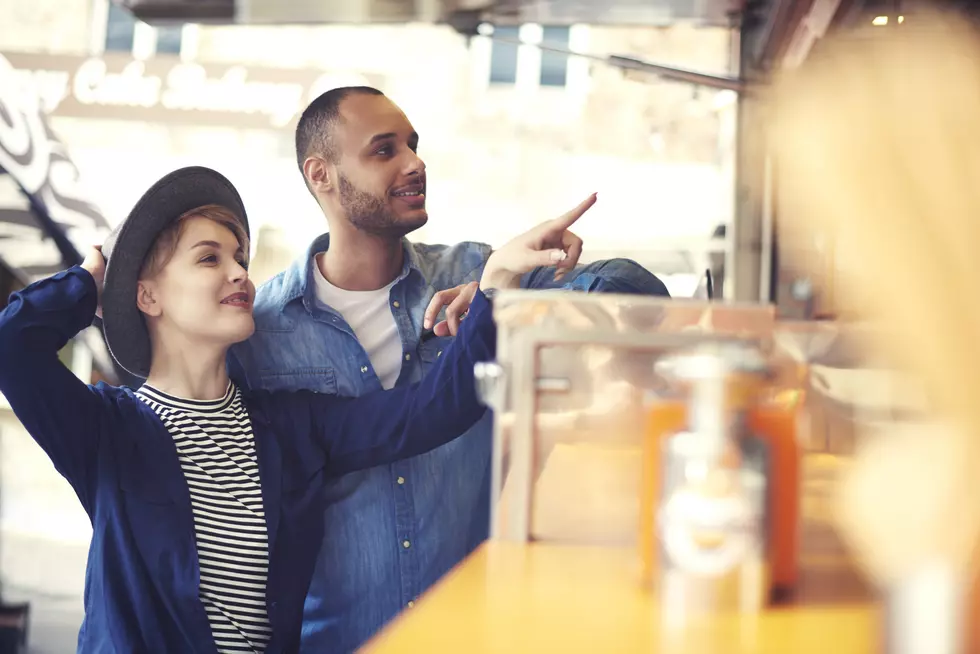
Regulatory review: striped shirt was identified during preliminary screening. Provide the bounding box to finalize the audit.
[136,383,272,653]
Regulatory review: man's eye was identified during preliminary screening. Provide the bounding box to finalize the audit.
[376,145,392,156]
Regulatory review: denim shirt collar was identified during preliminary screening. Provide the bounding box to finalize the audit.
[275,233,424,314]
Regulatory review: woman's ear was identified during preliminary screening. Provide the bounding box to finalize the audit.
[136,280,162,318]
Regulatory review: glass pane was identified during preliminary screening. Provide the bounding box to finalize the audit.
[155,26,183,55]
[489,25,519,85]
[104,3,136,52]
[487,291,779,546]
[539,26,569,87]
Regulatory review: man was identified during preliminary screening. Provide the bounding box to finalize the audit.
[229,86,670,653]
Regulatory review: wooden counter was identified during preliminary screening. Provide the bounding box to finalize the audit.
[363,454,879,654]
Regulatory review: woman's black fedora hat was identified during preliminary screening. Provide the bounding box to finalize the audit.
[100,166,249,378]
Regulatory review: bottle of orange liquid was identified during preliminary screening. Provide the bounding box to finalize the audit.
[748,388,803,597]
[638,344,802,600]
[639,399,686,587]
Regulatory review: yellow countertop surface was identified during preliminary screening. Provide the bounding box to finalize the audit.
[363,454,878,653]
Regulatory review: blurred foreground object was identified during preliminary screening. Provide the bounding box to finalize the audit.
[642,340,801,612]
[772,7,980,652]
[474,292,807,611]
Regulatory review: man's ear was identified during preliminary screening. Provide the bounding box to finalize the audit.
[303,156,335,194]
[136,280,162,318]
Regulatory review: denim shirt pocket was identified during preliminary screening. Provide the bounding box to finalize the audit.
[257,367,338,394]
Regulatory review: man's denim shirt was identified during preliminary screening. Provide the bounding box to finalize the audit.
[228,234,670,654]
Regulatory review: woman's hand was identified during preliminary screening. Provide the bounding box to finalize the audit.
[423,281,479,337]
[479,193,596,292]
[80,246,106,318]
[421,194,596,338]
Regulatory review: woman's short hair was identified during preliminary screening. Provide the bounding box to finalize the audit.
[139,204,249,279]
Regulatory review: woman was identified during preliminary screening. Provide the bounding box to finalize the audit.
[0,166,592,653]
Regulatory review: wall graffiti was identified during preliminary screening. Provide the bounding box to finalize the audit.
[0,52,110,275]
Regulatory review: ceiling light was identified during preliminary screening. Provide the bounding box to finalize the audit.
[873,15,889,26]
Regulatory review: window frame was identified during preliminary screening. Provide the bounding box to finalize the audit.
[90,0,195,60]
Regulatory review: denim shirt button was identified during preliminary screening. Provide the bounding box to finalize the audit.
[360,366,368,373]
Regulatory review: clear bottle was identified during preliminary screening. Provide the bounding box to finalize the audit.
[654,344,770,620]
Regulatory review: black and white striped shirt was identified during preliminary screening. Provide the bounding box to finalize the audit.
[136,383,272,653]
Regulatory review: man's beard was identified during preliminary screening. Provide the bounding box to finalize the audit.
[338,173,427,238]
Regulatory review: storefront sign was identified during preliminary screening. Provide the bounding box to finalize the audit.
[3,51,382,129]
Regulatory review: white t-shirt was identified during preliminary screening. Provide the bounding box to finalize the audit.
[312,255,402,390]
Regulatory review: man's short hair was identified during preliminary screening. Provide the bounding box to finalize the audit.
[294,86,385,180]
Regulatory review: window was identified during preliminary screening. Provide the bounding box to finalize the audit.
[104,2,136,52]
[97,0,188,58]
[539,26,570,87]
[485,24,572,88]
[154,25,184,55]
[489,25,520,85]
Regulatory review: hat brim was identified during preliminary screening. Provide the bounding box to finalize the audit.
[101,166,250,379]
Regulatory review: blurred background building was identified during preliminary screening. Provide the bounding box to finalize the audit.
[2,0,737,290]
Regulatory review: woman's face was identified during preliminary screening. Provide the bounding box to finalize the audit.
[138,216,255,350]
